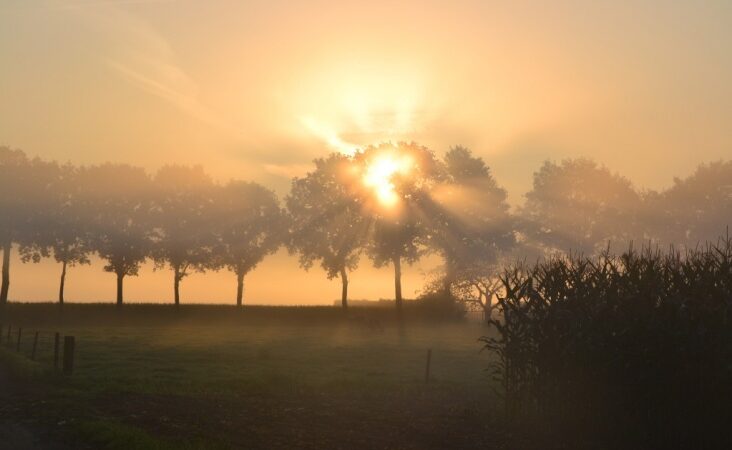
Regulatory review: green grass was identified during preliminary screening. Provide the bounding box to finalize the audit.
[0,304,500,448]
[0,346,47,378]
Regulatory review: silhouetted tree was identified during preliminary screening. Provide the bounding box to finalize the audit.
[653,161,732,246]
[44,164,92,304]
[355,142,444,318]
[450,265,502,323]
[151,165,217,306]
[286,153,368,310]
[426,146,514,295]
[0,147,60,304]
[80,164,154,305]
[210,181,284,307]
[522,158,641,255]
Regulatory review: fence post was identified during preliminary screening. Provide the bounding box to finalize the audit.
[31,331,39,360]
[425,348,432,383]
[62,336,75,375]
[54,333,60,369]
[16,328,21,352]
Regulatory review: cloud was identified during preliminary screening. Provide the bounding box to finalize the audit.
[67,1,241,137]
[105,59,226,131]
[300,116,359,156]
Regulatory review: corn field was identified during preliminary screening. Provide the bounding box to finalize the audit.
[482,240,732,448]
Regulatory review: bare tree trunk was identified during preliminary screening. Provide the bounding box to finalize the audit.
[0,240,10,304]
[340,267,349,310]
[116,272,124,306]
[58,260,67,305]
[173,266,181,307]
[393,255,403,319]
[236,271,245,307]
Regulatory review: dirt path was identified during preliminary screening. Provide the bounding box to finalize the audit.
[0,366,71,450]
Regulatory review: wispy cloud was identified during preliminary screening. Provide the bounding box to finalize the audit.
[64,1,241,137]
[300,116,359,156]
[105,59,228,131]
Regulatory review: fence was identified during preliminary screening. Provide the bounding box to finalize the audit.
[0,323,75,375]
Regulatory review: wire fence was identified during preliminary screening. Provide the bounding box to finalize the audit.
[0,323,74,374]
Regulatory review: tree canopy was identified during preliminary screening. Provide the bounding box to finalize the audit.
[79,164,154,305]
[286,153,368,309]
[426,146,515,294]
[151,165,218,305]
[522,158,641,255]
[209,181,284,306]
[354,142,445,317]
[0,144,731,312]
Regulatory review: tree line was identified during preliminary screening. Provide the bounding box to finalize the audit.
[1,143,730,311]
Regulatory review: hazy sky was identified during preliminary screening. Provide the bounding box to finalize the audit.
[1,0,731,304]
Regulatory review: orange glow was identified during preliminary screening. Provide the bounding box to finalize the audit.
[362,151,414,207]
[2,1,731,306]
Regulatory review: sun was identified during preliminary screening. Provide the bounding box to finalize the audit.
[362,151,414,207]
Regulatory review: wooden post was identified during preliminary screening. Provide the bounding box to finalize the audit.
[53,333,60,369]
[425,348,432,383]
[62,336,75,375]
[16,327,21,352]
[31,331,39,360]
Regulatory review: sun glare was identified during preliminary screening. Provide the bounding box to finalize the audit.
[362,152,413,207]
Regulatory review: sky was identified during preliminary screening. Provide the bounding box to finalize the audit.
[1,0,731,304]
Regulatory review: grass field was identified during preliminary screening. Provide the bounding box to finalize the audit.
[0,304,501,449]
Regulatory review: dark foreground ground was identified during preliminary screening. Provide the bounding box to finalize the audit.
[0,303,504,449]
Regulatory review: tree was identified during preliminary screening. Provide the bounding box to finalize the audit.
[46,164,92,304]
[286,153,368,310]
[210,181,284,307]
[652,161,732,247]
[450,265,502,323]
[151,165,217,306]
[0,147,60,304]
[80,164,153,305]
[354,142,444,318]
[522,158,641,255]
[425,146,514,295]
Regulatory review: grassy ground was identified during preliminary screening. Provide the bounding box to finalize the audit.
[0,304,502,449]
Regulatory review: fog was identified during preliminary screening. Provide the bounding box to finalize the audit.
[1,145,730,305]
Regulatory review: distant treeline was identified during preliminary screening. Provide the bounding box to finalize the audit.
[0,143,730,311]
